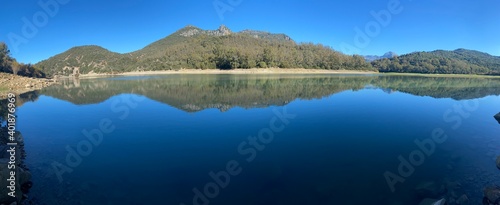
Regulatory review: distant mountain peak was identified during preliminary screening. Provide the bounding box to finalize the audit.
[383,52,398,58]
[364,51,397,62]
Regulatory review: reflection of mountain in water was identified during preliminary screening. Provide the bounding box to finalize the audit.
[375,76,500,100]
[41,75,370,112]
[38,75,500,112]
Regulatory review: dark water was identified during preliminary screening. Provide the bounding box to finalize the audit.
[9,74,500,204]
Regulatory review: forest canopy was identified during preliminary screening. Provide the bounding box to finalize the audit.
[372,49,500,75]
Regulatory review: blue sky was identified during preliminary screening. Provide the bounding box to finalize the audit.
[1,0,499,63]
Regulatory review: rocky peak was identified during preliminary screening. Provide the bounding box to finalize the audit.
[217,25,232,36]
[178,25,202,37]
[179,25,232,37]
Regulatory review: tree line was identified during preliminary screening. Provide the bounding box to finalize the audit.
[372,49,500,75]
[119,33,374,72]
[0,42,46,78]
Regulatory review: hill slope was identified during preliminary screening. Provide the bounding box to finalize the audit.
[36,25,500,76]
[372,49,500,75]
[37,45,127,76]
[35,25,373,76]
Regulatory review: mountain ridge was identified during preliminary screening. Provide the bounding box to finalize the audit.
[32,25,500,76]
[35,25,373,76]
[372,49,500,75]
[364,52,398,62]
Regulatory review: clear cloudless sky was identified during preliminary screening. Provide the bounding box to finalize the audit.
[1,0,499,63]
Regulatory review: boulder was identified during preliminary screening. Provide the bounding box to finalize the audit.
[0,145,9,158]
[484,186,500,205]
[415,181,447,199]
[418,198,445,205]
[18,167,31,188]
[456,194,469,205]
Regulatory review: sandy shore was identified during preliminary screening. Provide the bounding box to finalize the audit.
[78,68,378,78]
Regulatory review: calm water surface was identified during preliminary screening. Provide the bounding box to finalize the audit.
[11,74,500,204]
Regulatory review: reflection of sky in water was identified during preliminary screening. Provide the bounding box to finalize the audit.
[11,75,500,205]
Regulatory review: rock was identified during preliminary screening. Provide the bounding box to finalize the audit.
[418,198,446,205]
[484,197,492,205]
[445,180,461,191]
[456,194,469,205]
[496,156,500,170]
[217,25,232,36]
[484,186,500,204]
[18,168,31,188]
[415,181,447,199]
[0,145,9,158]
[495,113,500,124]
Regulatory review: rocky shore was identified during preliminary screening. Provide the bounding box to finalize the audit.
[0,73,57,100]
[0,72,52,204]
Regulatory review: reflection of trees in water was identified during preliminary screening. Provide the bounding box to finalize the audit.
[0,92,36,204]
[39,75,500,112]
[60,76,80,89]
[41,75,370,111]
[0,91,40,123]
[374,76,500,100]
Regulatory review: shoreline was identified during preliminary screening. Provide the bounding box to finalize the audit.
[70,69,500,79]
[76,68,378,78]
[381,72,500,78]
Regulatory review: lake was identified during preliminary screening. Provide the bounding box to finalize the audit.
[7,74,500,204]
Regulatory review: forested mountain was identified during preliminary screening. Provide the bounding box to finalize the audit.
[35,25,374,76]
[372,49,500,75]
[31,25,500,76]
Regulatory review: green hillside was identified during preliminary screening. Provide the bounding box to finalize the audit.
[34,25,500,76]
[35,25,374,76]
[36,45,126,76]
[372,49,500,75]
